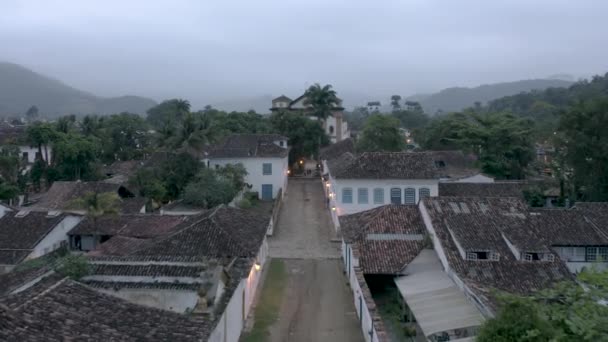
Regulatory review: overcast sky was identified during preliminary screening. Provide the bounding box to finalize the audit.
[1,0,607,109]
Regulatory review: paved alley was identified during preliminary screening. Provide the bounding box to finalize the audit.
[265,178,365,342]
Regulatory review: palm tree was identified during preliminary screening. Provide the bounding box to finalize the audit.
[69,191,120,228]
[26,122,55,165]
[175,99,191,122]
[304,83,339,121]
[175,112,217,153]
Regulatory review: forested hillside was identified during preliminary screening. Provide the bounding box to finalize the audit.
[0,62,157,118]
[410,79,573,115]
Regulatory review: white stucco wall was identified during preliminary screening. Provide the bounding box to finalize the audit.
[26,215,82,260]
[330,178,439,216]
[18,145,52,164]
[209,157,288,199]
[97,288,199,313]
[451,174,494,183]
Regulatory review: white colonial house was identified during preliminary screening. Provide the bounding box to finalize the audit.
[205,134,289,201]
[270,94,350,143]
[0,209,82,273]
[324,152,440,229]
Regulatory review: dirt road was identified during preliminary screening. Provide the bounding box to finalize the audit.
[267,179,364,342]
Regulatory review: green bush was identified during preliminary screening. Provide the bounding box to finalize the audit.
[238,198,252,209]
[55,255,91,280]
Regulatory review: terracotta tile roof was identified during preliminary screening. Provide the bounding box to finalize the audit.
[573,202,608,234]
[208,134,289,158]
[133,206,269,259]
[101,160,143,177]
[87,236,152,256]
[439,182,527,198]
[530,208,608,246]
[0,278,211,341]
[68,214,188,237]
[429,150,483,180]
[422,197,573,311]
[34,181,134,210]
[329,152,439,179]
[0,211,68,265]
[340,205,426,242]
[340,205,426,274]
[89,263,209,278]
[356,240,425,274]
[0,249,63,296]
[319,138,355,161]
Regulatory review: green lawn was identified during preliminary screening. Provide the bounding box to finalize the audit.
[241,258,288,342]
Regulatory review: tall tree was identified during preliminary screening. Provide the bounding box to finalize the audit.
[52,133,99,180]
[558,97,608,201]
[26,122,55,164]
[457,112,535,179]
[55,115,76,134]
[356,114,405,152]
[146,99,191,131]
[270,110,329,163]
[390,95,402,112]
[303,83,339,121]
[25,105,39,121]
[478,269,608,342]
[69,191,120,228]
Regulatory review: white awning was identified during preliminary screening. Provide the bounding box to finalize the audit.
[394,250,484,338]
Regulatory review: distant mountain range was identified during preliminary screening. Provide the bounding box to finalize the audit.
[0,62,157,118]
[404,79,574,114]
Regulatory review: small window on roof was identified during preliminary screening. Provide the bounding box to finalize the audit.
[467,252,478,260]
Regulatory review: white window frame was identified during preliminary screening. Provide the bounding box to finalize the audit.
[419,187,431,200]
[262,163,272,175]
[467,252,478,260]
[373,188,384,204]
[357,188,369,204]
[390,188,401,204]
[342,188,353,204]
[404,188,416,204]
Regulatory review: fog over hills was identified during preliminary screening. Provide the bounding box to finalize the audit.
[0,62,157,118]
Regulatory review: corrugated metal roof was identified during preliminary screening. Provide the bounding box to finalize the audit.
[394,250,484,337]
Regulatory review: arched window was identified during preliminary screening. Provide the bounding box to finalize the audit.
[329,125,335,134]
[390,188,401,204]
[419,188,431,201]
[404,188,416,204]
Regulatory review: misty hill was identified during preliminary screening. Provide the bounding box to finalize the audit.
[408,79,574,114]
[0,62,157,118]
[210,95,274,114]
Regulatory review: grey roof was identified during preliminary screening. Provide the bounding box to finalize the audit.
[0,211,68,265]
[573,202,608,235]
[340,205,426,274]
[34,181,135,210]
[88,206,270,260]
[0,277,211,341]
[208,134,289,158]
[319,138,355,161]
[439,182,527,198]
[530,208,608,246]
[328,152,439,179]
[430,150,483,180]
[272,95,292,103]
[422,197,573,312]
